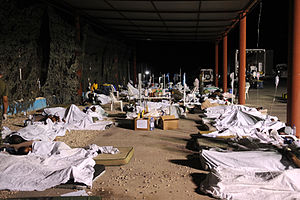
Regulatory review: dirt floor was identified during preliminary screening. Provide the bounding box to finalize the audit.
[0,78,288,199]
[1,109,213,200]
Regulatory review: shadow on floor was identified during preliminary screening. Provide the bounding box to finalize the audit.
[115,118,133,129]
[169,153,205,170]
[190,173,210,195]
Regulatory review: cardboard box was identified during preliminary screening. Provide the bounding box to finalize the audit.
[134,118,150,131]
[160,115,179,130]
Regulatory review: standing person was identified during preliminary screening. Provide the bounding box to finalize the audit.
[0,70,8,121]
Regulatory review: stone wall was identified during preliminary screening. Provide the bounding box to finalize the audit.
[82,25,133,91]
[0,0,134,112]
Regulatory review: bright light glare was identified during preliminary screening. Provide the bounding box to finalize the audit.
[145,71,150,75]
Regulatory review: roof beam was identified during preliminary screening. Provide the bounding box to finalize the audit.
[109,24,229,28]
[98,17,236,22]
[106,0,242,2]
[81,8,240,14]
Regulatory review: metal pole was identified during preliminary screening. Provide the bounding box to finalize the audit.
[223,35,228,92]
[138,73,142,104]
[238,12,246,105]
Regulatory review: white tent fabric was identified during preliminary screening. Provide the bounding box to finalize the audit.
[200,149,300,200]
[0,141,106,191]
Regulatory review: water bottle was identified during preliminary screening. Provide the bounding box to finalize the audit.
[150,117,155,131]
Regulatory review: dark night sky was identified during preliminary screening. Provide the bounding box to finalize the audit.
[136,0,289,76]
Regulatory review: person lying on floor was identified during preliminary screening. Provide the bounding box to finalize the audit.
[1,135,34,155]
[24,114,63,126]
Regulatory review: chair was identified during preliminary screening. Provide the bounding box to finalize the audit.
[110,92,123,112]
[245,82,250,99]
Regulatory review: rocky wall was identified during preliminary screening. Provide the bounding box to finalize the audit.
[0,0,45,113]
[0,0,134,112]
[81,25,133,90]
[41,7,80,105]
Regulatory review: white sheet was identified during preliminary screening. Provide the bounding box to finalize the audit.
[200,149,293,172]
[200,149,300,200]
[95,94,111,105]
[202,105,286,145]
[3,105,113,142]
[43,107,66,119]
[2,119,67,142]
[201,167,300,200]
[0,141,97,191]
[63,104,113,130]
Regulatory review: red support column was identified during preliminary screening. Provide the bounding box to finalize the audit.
[215,42,219,87]
[133,49,137,85]
[223,35,228,92]
[238,13,246,105]
[288,0,300,137]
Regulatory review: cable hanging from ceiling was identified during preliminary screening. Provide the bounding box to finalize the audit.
[256,1,263,48]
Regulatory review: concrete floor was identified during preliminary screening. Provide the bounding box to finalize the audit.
[245,78,287,122]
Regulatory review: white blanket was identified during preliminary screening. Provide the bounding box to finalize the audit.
[202,105,286,145]
[0,141,98,191]
[3,105,113,142]
[200,149,300,200]
[2,119,67,142]
[200,149,293,172]
[201,166,300,200]
[63,104,113,130]
[95,94,111,105]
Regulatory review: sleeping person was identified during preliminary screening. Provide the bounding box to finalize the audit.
[1,134,34,155]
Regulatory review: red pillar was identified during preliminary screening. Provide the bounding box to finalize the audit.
[288,0,300,137]
[238,13,246,105]
[133,49,137,85]
[215,42,219,87]
[223,35,228,92]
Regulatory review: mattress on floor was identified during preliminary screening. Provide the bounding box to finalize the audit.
[93,147,134,166]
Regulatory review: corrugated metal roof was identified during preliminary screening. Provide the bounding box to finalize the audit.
[49,0,261,41]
